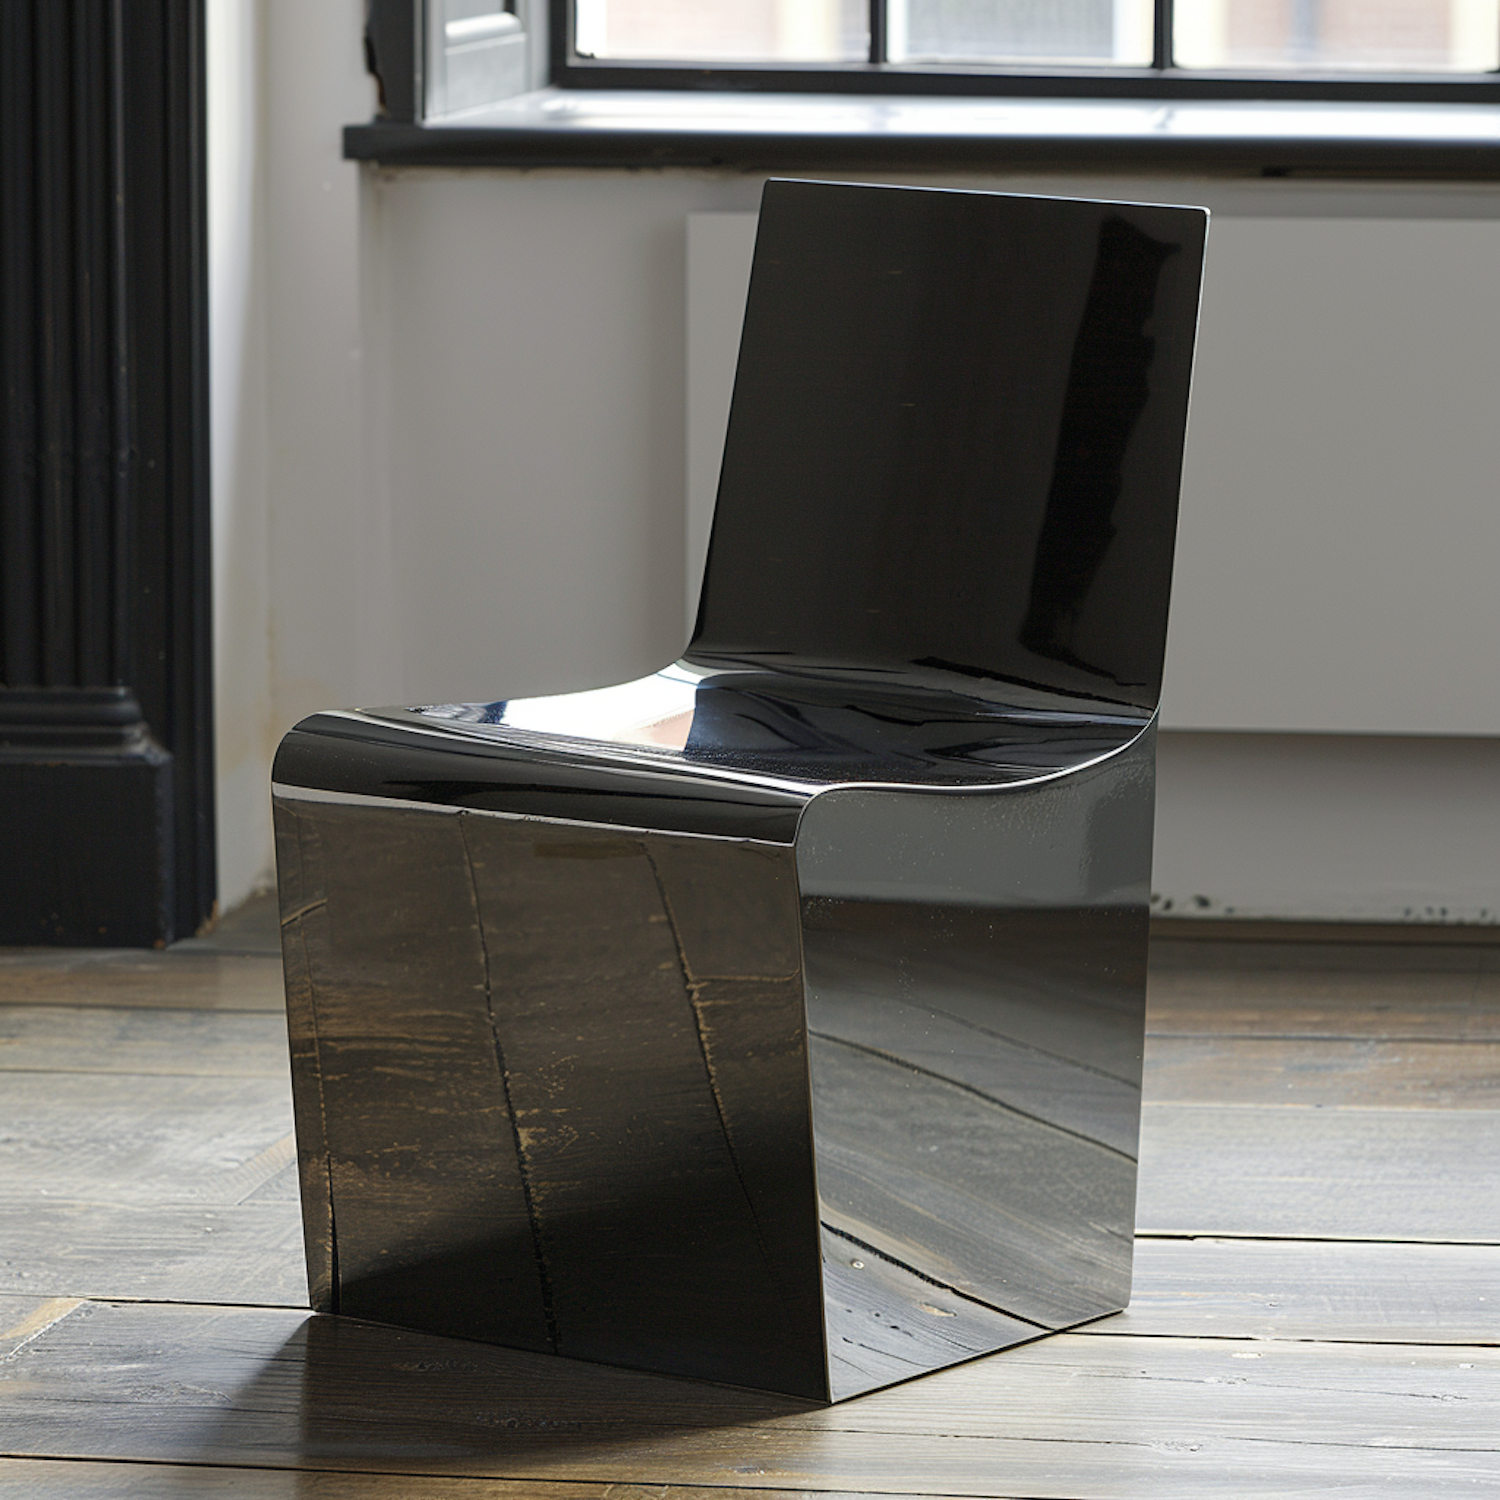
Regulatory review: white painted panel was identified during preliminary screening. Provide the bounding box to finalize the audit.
[1165,217,1500,734]
[686,211,1500,735]
[1155,731,1500,923]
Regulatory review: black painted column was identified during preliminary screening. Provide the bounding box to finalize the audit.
[0,0,214,945]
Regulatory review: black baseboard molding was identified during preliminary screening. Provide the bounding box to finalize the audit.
[0,689,174,946]
[1150,915,1500,944]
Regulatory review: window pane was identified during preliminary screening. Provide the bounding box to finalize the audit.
[1175,0,1500,71]
[889,0,1155,66]
[575,0,869,61]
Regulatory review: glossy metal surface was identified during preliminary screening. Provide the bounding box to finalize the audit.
[796,742,1153,1396]
[696,182,1201,714]
[272,179,1205,1401]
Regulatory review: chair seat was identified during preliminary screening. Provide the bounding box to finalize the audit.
[275,664,1153,843]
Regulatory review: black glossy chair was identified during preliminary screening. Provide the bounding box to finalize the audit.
[273,179,1207,1402]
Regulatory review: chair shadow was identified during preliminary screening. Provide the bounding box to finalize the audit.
[208,1311,811,1483]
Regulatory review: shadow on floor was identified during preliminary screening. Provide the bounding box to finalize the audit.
[209,1313,809,1478]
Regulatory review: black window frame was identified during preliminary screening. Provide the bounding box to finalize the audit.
[548,0,1500,103]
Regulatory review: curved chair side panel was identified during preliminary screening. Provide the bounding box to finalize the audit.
[273,795,552,1351]
[272,798,335,1314]
[274,789,829,1399]
[794,733,1155,1398]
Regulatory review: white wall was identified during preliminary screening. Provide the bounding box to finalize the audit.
[209,0,1500,921]
[207,0,274,911]
[207,0,377,910]
[365,169,719,699]
[262,0,379,730]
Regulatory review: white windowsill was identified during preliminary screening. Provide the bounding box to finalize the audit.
[345,87,1500,175]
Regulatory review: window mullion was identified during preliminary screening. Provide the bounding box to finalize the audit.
[869,0,886,66]
[1153,0,1175,71]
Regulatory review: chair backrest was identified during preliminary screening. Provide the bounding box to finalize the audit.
[687,179,1207,716]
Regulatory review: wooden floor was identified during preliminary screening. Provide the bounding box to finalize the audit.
[1,904,1496,1497]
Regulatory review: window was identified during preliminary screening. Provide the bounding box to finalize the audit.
[365,0,550,121]
[556,0,1500,98]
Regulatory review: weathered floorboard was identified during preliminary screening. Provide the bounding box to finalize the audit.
[0,1203,305,1305]
[0,1006,289,1077]
[0,1303,1496,1497]
[0,1459,866,1500]
[0,1296,86,1360]
[0,952,287,1013]
[1147,965,1500,1039]
[1144,1035,1500,1108]
[0,1073,295,1208]
[1138,1103,1500,1241]
[1114,1237,1500,1344]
